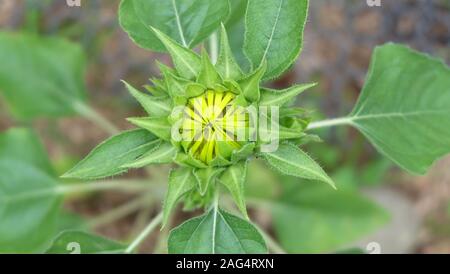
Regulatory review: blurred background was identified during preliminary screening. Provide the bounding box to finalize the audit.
[0,0,449,253]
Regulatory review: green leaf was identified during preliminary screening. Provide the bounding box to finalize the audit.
[62,129,158,179]
[119,0,230,52]
[193,167,225,195]
[238,62,266,102]
[123,81,171,117]
[127,117,172,141]
[0,128,62,252]
[260,83,317,106]
[348,43,450,175]
[122,141,176,169]
[0,32,86,119]
[163,167,197,227]
[261,143,336,189]
[272,183,389,253]
[197,49,222,88]
[46,230,126,254]
[224,0,249,71]
[168,208,266,254]
[219,161,248,219]
[244,0,309,80]
[150,27,202,79]
[0,159,61,253]
[0,128,53,175]
[216,24,243,80]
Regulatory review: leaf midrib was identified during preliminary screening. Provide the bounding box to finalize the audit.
[141,144,176,162]
[217,211,247,253]
[259,0,284,67]
[1,185,59,204]
[171,0,188,47]
[351,109,450,122]
[182,208,247,254]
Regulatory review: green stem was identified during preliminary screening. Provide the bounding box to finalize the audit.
[129,207,154,239]
[307,117,353,130]
[72,101,119,135]
[208,32,219,64]
[125,211,163,254]
[154,214,172,254]
[87,194,154,228]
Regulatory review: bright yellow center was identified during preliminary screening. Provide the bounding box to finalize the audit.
[181,90,248,164]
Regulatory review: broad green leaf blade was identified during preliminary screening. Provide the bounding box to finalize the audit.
[119,0,230,52]
[122,141,177,169]
[163,167,197,227]
[261,143,336,189]
[0,159,61,253]
[272,183,389,253]
[0,128,53,175]
[0,32,86,119]
[46,231,126,254]
[127,117,172,141]
[123,81,172,117]
[216,24,243,80]
[150,27,202,79]
[168,208,267,254]
[349,43,450,175]
[260,83,317,106]
[62,129,158,179]
[238,62,266,102]
[224,0,249,71]
[244,0,309,80]
[219,161,248,219]
[193,167,225,195]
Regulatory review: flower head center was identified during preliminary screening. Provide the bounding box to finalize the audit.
[181,90,248,164]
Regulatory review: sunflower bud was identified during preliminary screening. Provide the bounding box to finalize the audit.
[124,25,315,220]
[179,90,249,164]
